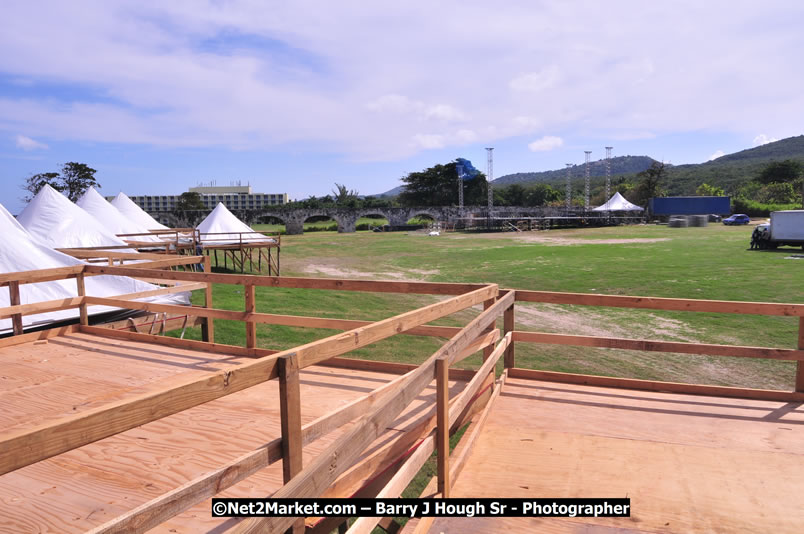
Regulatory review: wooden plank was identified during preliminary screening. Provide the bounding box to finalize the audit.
[514,288,804,317]
[508,367,804,402]
[79,324,275,358]
[245,284,256,349]
[0,324,78,348]
[106,282,207,302]
[797,317,804,392]
[8,281,23,335]
[233,287,507,533]
[513,330,804,361]
[436,358,450,498]
[202,255,214,343]
[0,296,83,320]
[75,273,88,326]
[0,265,84,287]
[346,432,437,534]
[84,264,492,295]
[57,249,169,261]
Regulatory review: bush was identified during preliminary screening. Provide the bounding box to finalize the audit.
[732,197,801,217]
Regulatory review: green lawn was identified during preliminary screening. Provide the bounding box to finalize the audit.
[176,223,804,389]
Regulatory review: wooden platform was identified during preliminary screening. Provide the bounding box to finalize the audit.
[0,332,468,533]
[430,376,804,534]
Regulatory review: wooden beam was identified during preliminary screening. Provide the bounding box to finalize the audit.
[514,289,804,317]
[0,324,78,349]
[796,317,804,392]
[8,281,23,335]
[436,358,449,498]
[508,367,804,402]
[512,330,804,361]
[279,354,303,484]
[84,264,492,295]
[0,265,84,287]
[245,284,256,349]
[503,298,514,369]
[0,296,83,320]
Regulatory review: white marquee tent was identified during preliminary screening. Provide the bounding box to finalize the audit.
[77,187,163,243]
[17,185,133,249]
[592,192,645,212]
[110,192,170,231]
[196,203,275,245]
[0,202,188,334]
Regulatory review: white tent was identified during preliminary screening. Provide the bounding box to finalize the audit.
[110,192,170,231]
[593,192,645,212]
[17,185,133,249]
[0,203,188,333]
[197,203,275,245]
[77,187,163,243]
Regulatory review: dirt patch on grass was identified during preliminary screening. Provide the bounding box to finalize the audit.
[302,264,439,281]
[515,236,671,246]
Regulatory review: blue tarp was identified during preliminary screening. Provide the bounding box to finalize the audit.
[455,158,481,181]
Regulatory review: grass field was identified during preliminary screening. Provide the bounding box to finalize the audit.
[175,222,804,390]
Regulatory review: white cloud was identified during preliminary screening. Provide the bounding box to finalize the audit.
[509,67,560,92]
[424,104,465,122]
[412,134,445,149]
[456,129,477,142]
[14,134,48,151]
[753,134,778,146]
[528,135,564,152]
[708,150,725,161]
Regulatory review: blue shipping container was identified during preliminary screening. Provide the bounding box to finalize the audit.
[649,196,731,215]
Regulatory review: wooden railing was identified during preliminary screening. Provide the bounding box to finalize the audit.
[2,269,803,533]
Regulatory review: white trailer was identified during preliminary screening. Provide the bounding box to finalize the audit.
[753,210,804,249]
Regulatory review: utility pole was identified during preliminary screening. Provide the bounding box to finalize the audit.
[565,163,572,211]
[457,163,464,209]
[605,146,613,204]
[486,147,494,210]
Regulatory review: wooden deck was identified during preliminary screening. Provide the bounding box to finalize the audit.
[429,376,804,533]
[0,332,468,533]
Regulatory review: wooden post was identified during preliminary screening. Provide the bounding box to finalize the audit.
[504,300,515,369]
[482,298,495,362]
[201,256,214,343]
[8,281,23,335]
[436,358,450,497]
[75,274,88,326]
[796,317,804,392]
[279,353,304,533]
[245,284,256,349]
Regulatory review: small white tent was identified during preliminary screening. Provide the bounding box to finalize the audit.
[77,187,162,243]
[0,202,188,333]
[110,192,170,231]
[196,203,274,245]
[17,185,132,249]
[593,192,645,212]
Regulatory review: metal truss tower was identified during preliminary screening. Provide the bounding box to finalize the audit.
[565,163,573,210]
[584,151,592,210]
[605,146,613,204]
[485,147,494,210]
[457,163,464,208]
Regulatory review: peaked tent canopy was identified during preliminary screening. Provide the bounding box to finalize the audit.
[0,202,188,333]
[197,203,275,245]
[17,185,133,249]
[77,187,163,243]
[110,192,170,231]
[593,192,645,211]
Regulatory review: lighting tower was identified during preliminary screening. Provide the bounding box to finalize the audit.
[565,164,572,210]
[605,146,613,204]
[486,147,494,210]
[457,163,464,208]
[584,151,592,210]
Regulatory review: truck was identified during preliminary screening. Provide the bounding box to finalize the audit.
[752,210,804,249]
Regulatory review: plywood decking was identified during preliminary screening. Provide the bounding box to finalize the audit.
[430,377,804,533]
[0,333,468,533]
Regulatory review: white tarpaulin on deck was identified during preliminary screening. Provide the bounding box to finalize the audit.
[593,192,645,211]
[196,203,275,245]
[77,187,163,243]
[0,203,189,334]
[17,185,133,249]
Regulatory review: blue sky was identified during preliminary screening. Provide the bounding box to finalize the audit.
[2,1,803,214]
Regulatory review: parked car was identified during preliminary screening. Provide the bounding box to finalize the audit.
[723,214,750,225]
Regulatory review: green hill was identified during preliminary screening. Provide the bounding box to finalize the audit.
[493,155,656,187]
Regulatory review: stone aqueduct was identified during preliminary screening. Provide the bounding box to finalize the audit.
[160,206,564,234]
